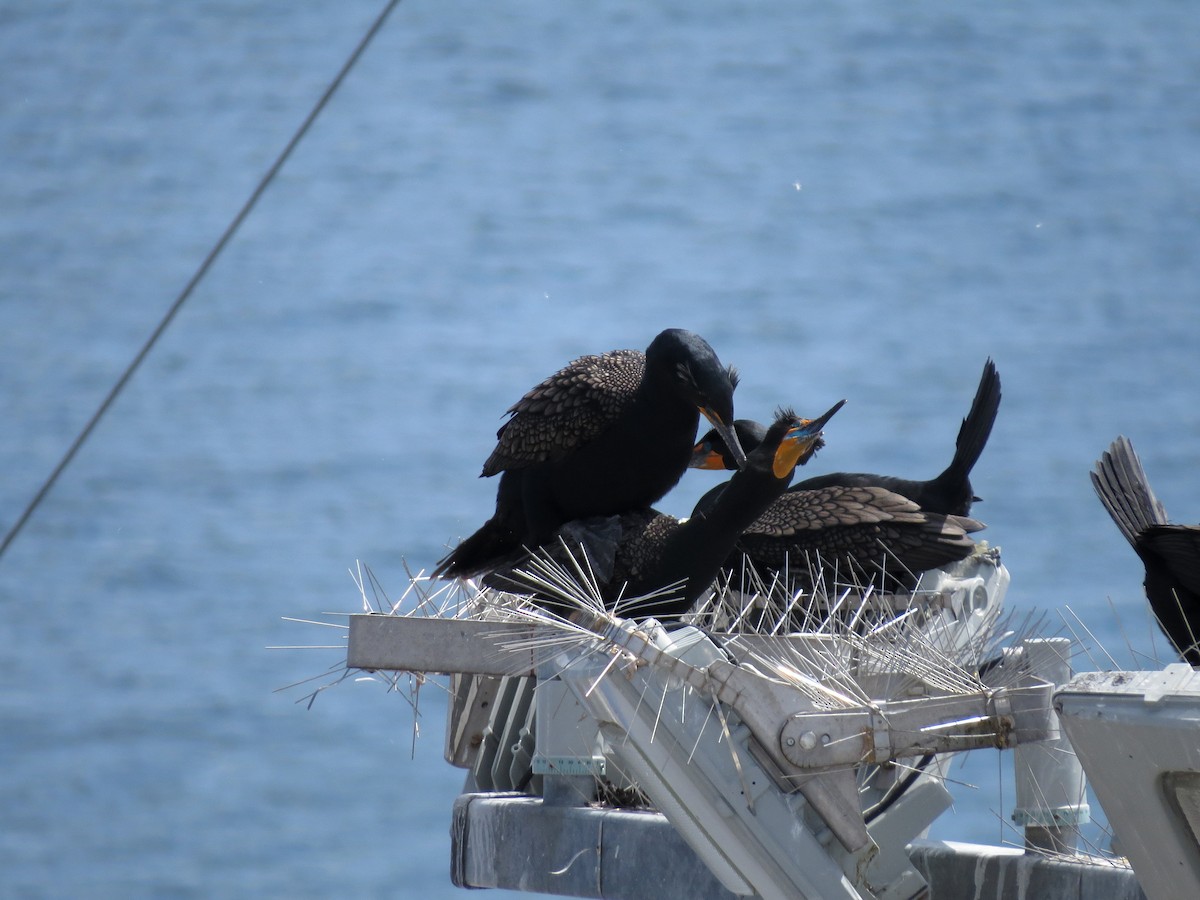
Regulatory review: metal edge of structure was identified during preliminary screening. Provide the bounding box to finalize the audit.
[449,794,1147,900]
[906,840,1145,900]
[347,616,539,676]
[450,792,740,899]
[1055,665,1200,900]
[346,613,852,677]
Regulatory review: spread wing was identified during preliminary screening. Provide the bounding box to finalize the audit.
[745,485,925,537]
[481,349,645,475]
[739,485,979,577]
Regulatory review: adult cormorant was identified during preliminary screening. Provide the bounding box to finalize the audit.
[1091,436,1200,666]
[434,328,747,579]
[691,358,1001,517]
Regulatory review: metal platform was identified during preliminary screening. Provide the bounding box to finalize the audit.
[341,553,1197,900]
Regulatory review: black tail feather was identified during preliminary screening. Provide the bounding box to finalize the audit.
[1091,434,1168,547]
[433,471,527,579]
[942,357,1002,486]
[432,517,523,579]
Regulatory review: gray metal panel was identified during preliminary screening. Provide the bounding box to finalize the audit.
[445,673,502,768]
[449,794,1148,900]
[451,792,741,898]
[347,616,539,675]
[346,613,847,676]
[907,840,1146,900]
[1055,665,1200,900]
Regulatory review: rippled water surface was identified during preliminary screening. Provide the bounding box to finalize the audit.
[2,2,1198,896]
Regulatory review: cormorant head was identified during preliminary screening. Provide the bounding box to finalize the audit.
[690,419,767,470]
[647,328,748,468]
[759,401,845,480]
[688,401,844,522]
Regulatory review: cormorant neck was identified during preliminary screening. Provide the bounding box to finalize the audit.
[651,463,791,613]
[688,465,789,552]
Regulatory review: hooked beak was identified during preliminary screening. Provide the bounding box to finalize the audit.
[700,407,748,469]
[773,400,845,478]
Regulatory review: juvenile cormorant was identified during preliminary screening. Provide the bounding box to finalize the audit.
[434,328,747,579]
[492,403,842,619]
[691,358,1001,517]
[1091,436,1200,666]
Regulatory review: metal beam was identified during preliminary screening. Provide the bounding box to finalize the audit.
[347,616,541,676]
[346,613,847,676]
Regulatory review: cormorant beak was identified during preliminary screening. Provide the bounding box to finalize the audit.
[773,400,845,478]
[700,408,748,469]
[688,437,727,471]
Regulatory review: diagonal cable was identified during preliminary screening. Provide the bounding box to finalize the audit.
[0,0,404,562]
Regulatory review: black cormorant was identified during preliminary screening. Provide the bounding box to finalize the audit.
[434,328,747,579]
[492,403,841,620]
[1091,435,1200,666]
[701,481,983,594]
[691,358,1001,517]
[611,402,843,620]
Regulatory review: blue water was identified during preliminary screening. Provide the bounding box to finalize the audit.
[2,2,1198,896]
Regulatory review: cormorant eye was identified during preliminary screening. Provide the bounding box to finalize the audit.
[676,362,699,392]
